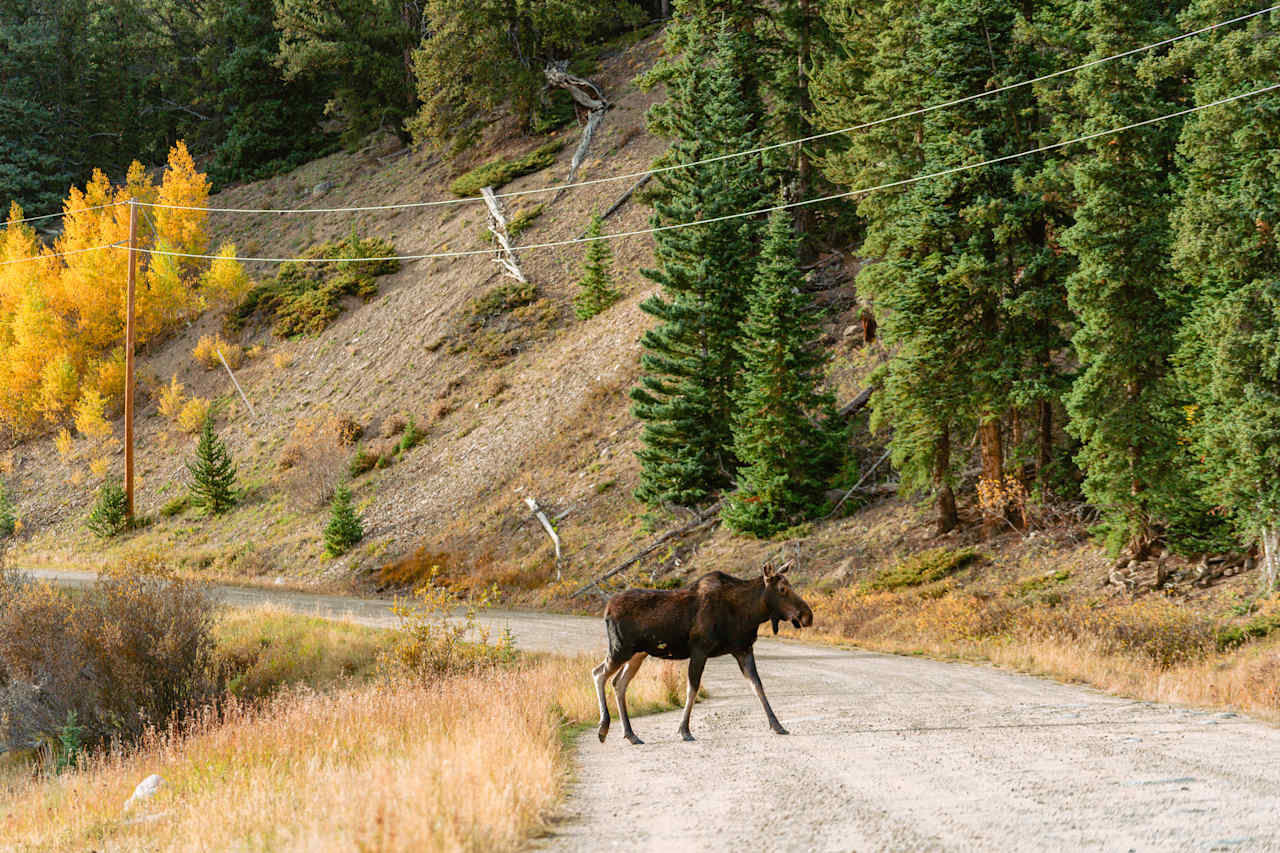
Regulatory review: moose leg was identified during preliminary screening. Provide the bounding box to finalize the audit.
[677,653,707,742]
[593,656,627,743]
[734,650,787,735]
[611,652,648,745]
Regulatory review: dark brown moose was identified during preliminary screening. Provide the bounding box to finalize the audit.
[592,560,814,744]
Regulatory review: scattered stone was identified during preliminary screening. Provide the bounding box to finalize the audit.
[312,180,335,197]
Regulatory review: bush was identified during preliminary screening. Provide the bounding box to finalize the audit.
[397,415,424,454]
[867,547,980,591]
[378,568,514,678]
[178,397,212,434]
[278,414,350,507]
[158,374,187,421]
[448,141,563,197]
[324,485,364,557]
[0,559,215,752]
[193,334,244,371]
[160,494,190,517]
[86,480,129,538]
[231,233,399,337]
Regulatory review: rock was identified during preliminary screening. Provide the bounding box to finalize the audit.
[842,324,859,339]
[312,180,335,197]
[123,774,165,811]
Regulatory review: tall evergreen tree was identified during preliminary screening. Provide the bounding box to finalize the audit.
[723,209,845,536]
[1171,0,1280,566]
[324,484,364,556]
[1060,0,1190,552]
[631,25,770,507]
[187,413,237,516]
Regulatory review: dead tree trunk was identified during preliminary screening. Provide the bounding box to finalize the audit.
[480,186,527,283]
[544,63,609,195]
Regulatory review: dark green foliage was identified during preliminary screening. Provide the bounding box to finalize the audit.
[1061,0,1192,549]
[54,710,84,774]
[410,1,646,146]
[573,215,620,320]
[275,0,419,148]
[160,495,190,518]
[188,414,238,516]
[324,485,364,556]
[448,142,564,198]
[232,234,398,337]
[86,481,129,539]
[722,210,846,536]
[396,416,424,454]
[0,480,15,538]
[632,25,771,508]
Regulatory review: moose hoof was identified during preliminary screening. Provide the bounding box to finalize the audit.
[625,733,644,745]
[680,731,696,742]
[771,725,789,736]
[597,726,609,743]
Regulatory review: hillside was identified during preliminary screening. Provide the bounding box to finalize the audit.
[4,22,1277,654]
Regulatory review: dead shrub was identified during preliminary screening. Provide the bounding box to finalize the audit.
[0,556,215,755]
[481,373,509,400]
[277,413,351,506]
[376,547,456,590]
[1021,597,1217,669]
[193,334,244,371]
[380,414,407,438]
[428,398,455,424]
[332,413,364,446]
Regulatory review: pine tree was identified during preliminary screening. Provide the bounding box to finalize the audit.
[0,479,16,538]
[631,24,771,507]
[86,480,129,539]
[573,214,620,320]
[1171,0,1280,570]
[187,413,238,516]
[1060,0,1190,552]
[325,485,364,556]
[723,209,845,536]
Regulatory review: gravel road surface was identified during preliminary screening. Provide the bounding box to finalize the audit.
[34,569,1280,851]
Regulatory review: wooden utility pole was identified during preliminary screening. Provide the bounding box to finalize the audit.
[124,199,137,520]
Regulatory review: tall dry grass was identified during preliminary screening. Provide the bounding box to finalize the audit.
[0,655,683,852]
[817,581,1280,721]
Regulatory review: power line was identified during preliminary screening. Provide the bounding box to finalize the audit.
[128,4,1278,218]
[3,201,123,227]
[0,242,123,267]
[120,81,1280,266]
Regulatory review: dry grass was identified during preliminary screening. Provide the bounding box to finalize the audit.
[0,655,683,852]
[816,576,1280,720]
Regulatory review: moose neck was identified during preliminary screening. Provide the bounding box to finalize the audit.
[739,576,773,626]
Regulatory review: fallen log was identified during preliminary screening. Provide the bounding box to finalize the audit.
[544,63,609,195]
[838,386,875,419]
[480,186,527,283]
[525,497,562,581]
[569,502,722,598]
[825,448,893,519]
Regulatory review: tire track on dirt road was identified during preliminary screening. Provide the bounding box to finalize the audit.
[34,569,1280,851]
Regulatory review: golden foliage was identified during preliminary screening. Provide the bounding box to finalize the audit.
[0,143,221,438]
[73,389,112,440]
[88,455,111,480]
[177,397,212,434]
[200,244,252,306]
[158,374,187,421]
[54,428,73,460]
[193,334,243,371]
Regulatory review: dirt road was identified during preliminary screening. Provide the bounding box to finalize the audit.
[34,569,1280,851]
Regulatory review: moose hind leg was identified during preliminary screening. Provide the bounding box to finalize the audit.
[593,657,626,743]
[612,653,648,745]
[677,653,707,742]
[734,650,787,735]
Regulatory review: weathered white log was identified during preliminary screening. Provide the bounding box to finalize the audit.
[525,496,562,580]
[480,186,527,283]
[544,63,609,194]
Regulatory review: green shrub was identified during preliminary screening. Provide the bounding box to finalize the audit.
[86,481,129,539]
[397,415,424,455]
[867,547,980,591]
[507,203,545,238]
[0,481,15,538]
[324,485,364,556]
[1216,608,1280,652]
[160,494,190,518]
[448,141,563,197]
[231,233,399,337]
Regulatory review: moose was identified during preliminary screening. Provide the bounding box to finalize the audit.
[592,559,814,744]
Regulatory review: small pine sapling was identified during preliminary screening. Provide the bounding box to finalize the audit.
[86,480,129,538]
[0,481,15,538]
[187,411,238,516]
[573,214,620,320]
[325,484,364,556]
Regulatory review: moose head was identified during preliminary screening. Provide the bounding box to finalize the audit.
[763,559,814,635]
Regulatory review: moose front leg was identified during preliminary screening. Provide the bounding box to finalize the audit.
[734,649,787,735]
[677,653,707,742]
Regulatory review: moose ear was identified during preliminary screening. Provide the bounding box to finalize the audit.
[762,561,776,579]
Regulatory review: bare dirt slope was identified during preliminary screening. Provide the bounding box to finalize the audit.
[35,569,1280,851]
